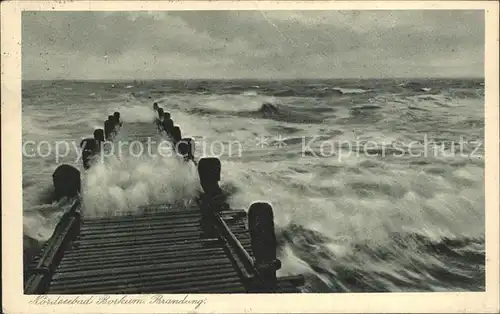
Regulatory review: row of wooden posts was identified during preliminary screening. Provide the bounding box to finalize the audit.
[52,111,123,201]
[153,102,195,163]
[26,112,128,292]
[46,103,289,292]
[152,102,284,291]
[52,104,196,202]
[79,111,122,170]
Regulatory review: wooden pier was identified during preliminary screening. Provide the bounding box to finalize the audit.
[24,107,305,294]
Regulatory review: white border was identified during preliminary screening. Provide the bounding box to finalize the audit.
[2,1,499,313]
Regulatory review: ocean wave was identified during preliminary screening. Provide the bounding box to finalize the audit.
[273,87,346,98]
[242,90,258,96]
[333,87,371,94]
[186,99,328,124]
[81,153,200,218]
[118,103,157,123]
[351,104,382,110]
[278,223,484,292]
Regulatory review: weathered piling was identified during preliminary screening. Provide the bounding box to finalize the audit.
[106,115,114,139]
[79,138,98,170]
[52,164,81,200]
[158,108,164,124]
[163,118,174,136]
[80,113,121,169]
[104,118,112,140]
[172,126,182,144]
[197,157,223,199]
[113,111,122,127]
[248,202,281,292]
[155,107,163,132]
[177,137,195,162]
[93,128,104,143]
[104,113,121,140]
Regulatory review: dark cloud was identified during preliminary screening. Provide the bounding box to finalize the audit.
[22,10,484,80]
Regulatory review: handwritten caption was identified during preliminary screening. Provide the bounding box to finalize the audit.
[29,295,207,309]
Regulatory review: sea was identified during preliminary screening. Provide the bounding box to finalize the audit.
[22,78,485,292]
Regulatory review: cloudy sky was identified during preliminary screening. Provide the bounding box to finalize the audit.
[22,10,484,80]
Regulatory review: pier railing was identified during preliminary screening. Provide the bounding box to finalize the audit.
[24,199,81,294]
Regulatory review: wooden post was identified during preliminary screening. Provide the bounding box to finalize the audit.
[80,138,98,170]
[176,137,195,162]
[93,128,105,152]
[163,118,174,136]
[172,126,182,144]
[107,115,115,130]
[104,119,111,140]
[197,157,222,198]
[197,157,223,237]
[113,111,122,127]
[248,202,281,292]
[26,166,82,294]
[93,128,104,143]
[52,164,81,200]
[108,115,119,137]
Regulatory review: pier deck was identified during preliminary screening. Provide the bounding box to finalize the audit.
[25,203,304,294]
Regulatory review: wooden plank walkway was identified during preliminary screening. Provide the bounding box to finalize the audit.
[24,107,305,294]
[25,203,304,294]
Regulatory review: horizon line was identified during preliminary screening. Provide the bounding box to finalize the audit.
[23,76,485,82]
